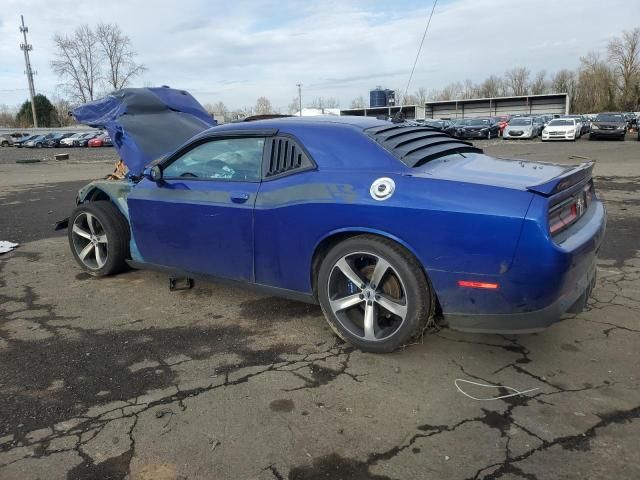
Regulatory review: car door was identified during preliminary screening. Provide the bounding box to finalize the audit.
[127,135,266,282]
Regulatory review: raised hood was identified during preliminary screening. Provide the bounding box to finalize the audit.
[415,152,592,195]
[72,87,216,176]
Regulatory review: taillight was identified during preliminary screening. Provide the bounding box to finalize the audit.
[548,181,594,236]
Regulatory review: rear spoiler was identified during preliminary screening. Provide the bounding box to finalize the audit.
[526,162,594,196]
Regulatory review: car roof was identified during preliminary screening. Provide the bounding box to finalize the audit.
[204,115,390,134]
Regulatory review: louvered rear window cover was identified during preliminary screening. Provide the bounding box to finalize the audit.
[264,137,313,177]
[365,125,483,167]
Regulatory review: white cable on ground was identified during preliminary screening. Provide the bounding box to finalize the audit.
[454,379,539,401]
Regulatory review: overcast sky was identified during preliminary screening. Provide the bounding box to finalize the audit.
[1,0,638,111]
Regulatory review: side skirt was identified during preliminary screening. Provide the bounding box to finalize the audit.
[126,260,318,305]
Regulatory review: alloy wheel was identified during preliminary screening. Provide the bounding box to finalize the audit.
[71,212,108,270]
[327,252,408,342]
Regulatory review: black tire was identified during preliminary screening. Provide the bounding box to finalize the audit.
[619,134,625,141]
[67,201,130,277]
[317,235,435,353]
[1,141,8,147]
[36,143,42,148]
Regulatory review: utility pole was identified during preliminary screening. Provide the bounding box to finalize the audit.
[19,15,38,128]
[296,83,302,117]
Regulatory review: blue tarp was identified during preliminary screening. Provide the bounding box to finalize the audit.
[72,87,217,176]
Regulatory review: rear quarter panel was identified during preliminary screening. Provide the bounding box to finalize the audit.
[254,169,533,297]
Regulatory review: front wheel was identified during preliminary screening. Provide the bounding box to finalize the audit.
[68,201,130,277]
[317,235,434,353]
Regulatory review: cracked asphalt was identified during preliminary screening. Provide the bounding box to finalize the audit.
[1,137,639,479]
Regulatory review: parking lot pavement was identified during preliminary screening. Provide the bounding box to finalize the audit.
[1,139,639,479]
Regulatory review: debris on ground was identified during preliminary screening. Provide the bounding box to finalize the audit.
[0,241,19,254]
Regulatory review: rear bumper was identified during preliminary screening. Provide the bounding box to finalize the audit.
[446,262,597,333]
[444,200,606,334]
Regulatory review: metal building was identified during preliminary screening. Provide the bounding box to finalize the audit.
[369,87,396,108]
[425,93,569,119]
[340,105,425,121]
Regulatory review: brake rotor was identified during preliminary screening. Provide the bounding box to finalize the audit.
[361,264,402,299]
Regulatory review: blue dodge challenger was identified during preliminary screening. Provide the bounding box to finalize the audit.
[66,87,606,352]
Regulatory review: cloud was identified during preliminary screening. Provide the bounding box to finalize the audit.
[0,0,638,110]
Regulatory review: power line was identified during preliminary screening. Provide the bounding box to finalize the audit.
[399,0,438,114]
[19,15,38,127]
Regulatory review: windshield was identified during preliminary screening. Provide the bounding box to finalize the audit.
[424,120,444,128]
[464,118,491,126]
[509,118,532,126]
[596,113,624,122]
[548,119,574,126]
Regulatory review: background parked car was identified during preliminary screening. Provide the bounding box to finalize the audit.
[76,132,101,147]
[541,118,578,141]
[503,117,538,139]
[14,134,40,148]
[44,133,75,148]
[562,115,588,137]
[88,133,112,147]
[60,133,87,147]
[422,119,451,131]
[0,134,14,147]
[454,117,501,139]
[23,135,48,148]
[491,115,511,136]
[533,116,545,136]
[590,112,627,140]
[444,118,464,137]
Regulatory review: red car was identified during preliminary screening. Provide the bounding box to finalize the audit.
[492,115,511,136]
[88,134,112,147]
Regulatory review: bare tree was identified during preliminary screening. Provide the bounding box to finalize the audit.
[254,97,273,115]
[288,96,301,114]
[51,97,74,127]
[0,104,17,128]
[51,25,102,103]
[503,67,530,96]
[96,24,146,91]
[530,70,548,95]
[401,94,420,105]
[413,87,427,105]
[573,52,616,113]
[477,75,502,98]
[433,81,463,101]
[461,79,479,99]
[608,28,640,110]
[349,96,365,108]
[204,101,229,122]
[309,97,340,109]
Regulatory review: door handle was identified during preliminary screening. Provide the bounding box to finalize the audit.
[230,192,250,203]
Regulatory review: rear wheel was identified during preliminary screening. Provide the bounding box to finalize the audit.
[317,235,434,353]
[1,141,8,147]
[68,201,130,277]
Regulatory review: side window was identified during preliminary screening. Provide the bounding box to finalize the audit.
[163,138,265,181]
